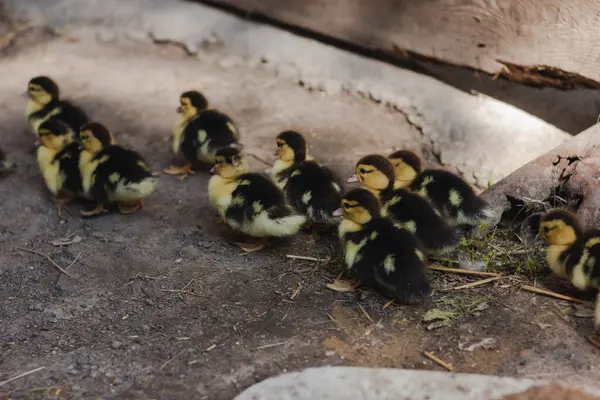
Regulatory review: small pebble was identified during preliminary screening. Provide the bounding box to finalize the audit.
[111,340,123,349]
[29,303,44,312]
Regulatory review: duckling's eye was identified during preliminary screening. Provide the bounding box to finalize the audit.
[359,168,366,175]
[542,226,550,233]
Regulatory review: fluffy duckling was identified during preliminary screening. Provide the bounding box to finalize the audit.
[208,147,307,252]
[36,119,83,216]
[540,209,600,333]
[24,76,89,143]
[348,154,459,255]
[388,150,495,228]
[271,130,342,229]
[79,122,157,216]
[334,187,430,304]
[0,146,15,176]
[164,90,240,179]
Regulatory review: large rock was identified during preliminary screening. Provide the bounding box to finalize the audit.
[481,123,600,228]
[234,366,600,400]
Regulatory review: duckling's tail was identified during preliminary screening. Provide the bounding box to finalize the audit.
[457,200,497,228]
[258,206,307,237]
[115,176,158,202]
[374,269,431,305]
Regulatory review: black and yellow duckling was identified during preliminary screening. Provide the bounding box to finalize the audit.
[24,76,89,144]
[164,90,240,179]
[347,154,459,255]
[334,187,430,304]
[0,146,15,176]
[540,209,600,334]
[36,119,83,216]
[79,122,157,217]
[388,150,495,229]
[208,147,307,252]
[270,130,342,230]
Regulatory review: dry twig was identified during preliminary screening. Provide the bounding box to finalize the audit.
[423,351,454,372]
[358,304,374,324]
[427,265,500,277]
[286,254,320,262]
[521,285,591,305]
[17,247,72,277]
[159,349,187,370]
[0,366,46,387]
[254,342,287,351]
[445,276,501,291]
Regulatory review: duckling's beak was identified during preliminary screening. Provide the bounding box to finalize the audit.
[22,91,29,98]
[332,208,343,217]
[176,106,182,113]
[347,174,358,183]
[210,165,216,174]
[532,235,545,245]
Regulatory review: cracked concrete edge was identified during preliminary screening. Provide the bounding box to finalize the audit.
[4,0,572,187]
[233,366,600,400]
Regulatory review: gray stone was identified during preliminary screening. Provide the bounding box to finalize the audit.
[481,122,600,228]
[234,367,600,400]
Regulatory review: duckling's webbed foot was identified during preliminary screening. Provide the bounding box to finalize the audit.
[235,238,267,253]
[80,203,109,217]
[163,163,195,180]
[118,200,143,215]
[55,197,71,217]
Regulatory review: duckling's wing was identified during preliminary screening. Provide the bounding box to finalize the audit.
[196,110,239,150]
[226,173,286,223]
[383,189,459,251]
[56,142,83,193]
[371,220,431,304]
[285,161,342,221]
[58,100,90,134]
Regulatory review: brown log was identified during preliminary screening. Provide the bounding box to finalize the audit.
[203,0,600,88]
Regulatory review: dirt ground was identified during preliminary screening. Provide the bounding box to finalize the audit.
[1,32,600,400]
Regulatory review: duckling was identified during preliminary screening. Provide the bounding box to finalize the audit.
[208,147,307,252]
[164,90,240,179]
[347,154,459,255]
[334,187,430,304]
[36,119,83,216]
[270,130,342,230]
[24,76,89,144]
[0,146,15,176]
[539,209,600,333]
[79,122,157,216]
[388,150,495,229]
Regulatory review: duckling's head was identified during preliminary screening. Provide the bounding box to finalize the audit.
[388,150,422,188]
[335,187,381,225]
[539,209,583,246]
[212,147,248,179]
[347,155,394,192]
[275,130,308,163]
[26,76,59,106]
[178,91,209,121]
[79,122,113,154]
[38,119,72,151]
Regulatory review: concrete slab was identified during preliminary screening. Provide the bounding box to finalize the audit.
[234,367,600,400]
[4,0,571,187]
